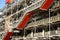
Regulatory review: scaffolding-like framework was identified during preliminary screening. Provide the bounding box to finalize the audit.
[0,0,60,40]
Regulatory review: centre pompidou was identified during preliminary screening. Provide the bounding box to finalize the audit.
[0,0,60,40]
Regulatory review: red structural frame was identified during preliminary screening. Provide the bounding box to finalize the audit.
[40,0,54,10]
[3,0,54,40]
[17,11,34,29]
[3,32,13,40]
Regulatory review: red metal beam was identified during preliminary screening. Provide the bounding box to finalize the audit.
[3,32,13,40]
[17,11,34,29]
[3,11,34,40]
[3,0,54,40]
[40,0,54,10]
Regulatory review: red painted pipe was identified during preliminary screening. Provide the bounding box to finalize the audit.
[3,32,13,40]
[3,0,54,40]
[3,11,34,40]
[17,11,34,29]
[40,0,54,10]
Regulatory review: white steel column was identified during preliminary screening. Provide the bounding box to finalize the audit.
[42,30,45,37]
[31,31,34,37]
[56,30,58,35]
[23,29,26,40]
[48,31,51,36]
[49,9,51,40]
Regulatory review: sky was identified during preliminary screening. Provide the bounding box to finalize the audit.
[0,0,5,9]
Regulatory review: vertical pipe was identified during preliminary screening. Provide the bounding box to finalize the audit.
[49,9,51,39]
[23,29,26,40]
[56,30,57,35]
[42,30,45,37]
[31,30,34,37]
